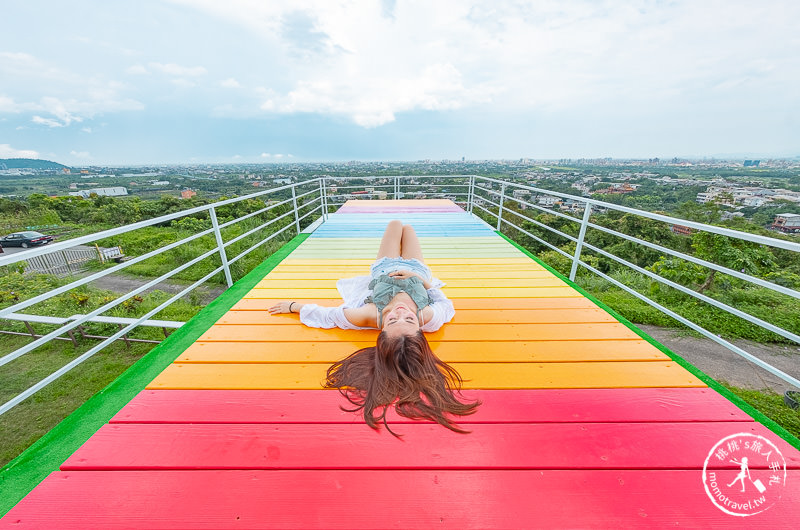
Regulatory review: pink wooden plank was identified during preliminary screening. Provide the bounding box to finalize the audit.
[111,388,755,424]
[336,207,463,213]
[4,469,799,529]
[61,422,800,471]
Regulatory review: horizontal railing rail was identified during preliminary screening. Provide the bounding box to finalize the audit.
[0,178,325,416]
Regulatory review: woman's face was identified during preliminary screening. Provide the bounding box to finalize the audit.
[381,300,420,337]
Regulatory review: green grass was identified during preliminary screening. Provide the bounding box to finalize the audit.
[0,335,153,467]
[0,279,206,468]
[720,382,800,440]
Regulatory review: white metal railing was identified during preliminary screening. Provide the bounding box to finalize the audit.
[460,175,800,390]
[0,178,326,415]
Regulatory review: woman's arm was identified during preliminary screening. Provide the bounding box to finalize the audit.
[387,270,432,289]
[268,301,377,329]
[268,301,306,314]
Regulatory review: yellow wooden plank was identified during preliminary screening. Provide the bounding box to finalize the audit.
[232,297,600,311]
[254,278,567,288]
[263,270,558,280]
[147,361,706,389]
[179,339,668,363]
[244,287,583,298]
[198,322,641,342]
[216,308,617,325]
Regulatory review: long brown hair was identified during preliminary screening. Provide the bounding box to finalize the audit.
[324,331,481,436]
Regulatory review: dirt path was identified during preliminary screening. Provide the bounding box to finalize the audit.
[76,272,226,306]
[638,325,800,394]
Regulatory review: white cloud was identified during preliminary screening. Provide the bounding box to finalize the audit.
[126,64,149,75]
[0,53,144,125]
[149,62,207,76]
[0,144,40,158]
[170,78,197,88]
[69,150,91,159]
[164,0,800,127]
[221,77,241,88]
[81,127,93,133]
[260,152,271,157]
[32,115,65,128]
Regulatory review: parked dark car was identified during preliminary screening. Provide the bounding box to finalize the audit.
[0,231,54,248]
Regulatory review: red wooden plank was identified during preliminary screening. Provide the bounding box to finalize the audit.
[61,422,800,471]
[4,469,799,529]
[111,388,754,424]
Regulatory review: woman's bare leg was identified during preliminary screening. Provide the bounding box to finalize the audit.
[376,219,403,259]
[400,224,425,262]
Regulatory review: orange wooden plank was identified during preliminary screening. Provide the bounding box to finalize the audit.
[147,361,706,389]
[197,322,641,342]
[180,339,668,363]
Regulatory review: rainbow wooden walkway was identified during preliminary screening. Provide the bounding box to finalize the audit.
[3,199,800,528]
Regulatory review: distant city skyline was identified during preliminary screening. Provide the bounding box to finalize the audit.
[1,0,799,165]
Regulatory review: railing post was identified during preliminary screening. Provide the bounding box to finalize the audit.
[318,177,328,221]
[496,183,506,231]
[209,206,234,288]
[570,203,593,281]
[394,175,399,199]
[468,175,475,213]
[290,184,301,234]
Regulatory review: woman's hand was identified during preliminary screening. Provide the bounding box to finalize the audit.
[388,269,419,281]
[268,301,297,314]
[389,270,432,289]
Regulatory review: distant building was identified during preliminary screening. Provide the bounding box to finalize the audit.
[670,224,694,236]
[69,187,128,198]
[69,183,77,190]
[721,211,745,221]
[537,195,560,208]
[180,189,197,199]
[744,160,761,167]
[771,213,800,233]
[742,196,770,207]
[595,183,637,194]
[273,178,291,185]
[80,169,90,174]
[62,168,71,174]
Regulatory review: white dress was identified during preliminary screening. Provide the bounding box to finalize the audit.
[298,274,455,332]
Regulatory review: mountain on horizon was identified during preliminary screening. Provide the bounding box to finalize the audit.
[0,158,70,171]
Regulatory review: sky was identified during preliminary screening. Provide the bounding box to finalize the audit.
[1,0,799,165]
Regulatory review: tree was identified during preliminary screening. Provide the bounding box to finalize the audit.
[691,232,777,293]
